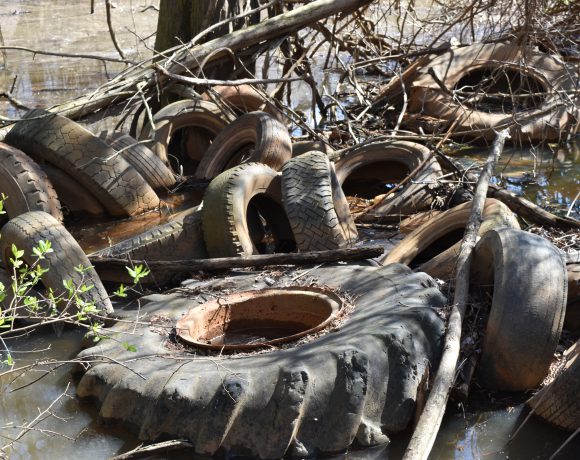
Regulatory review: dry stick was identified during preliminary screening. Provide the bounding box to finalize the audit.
[105,0,127,62]
[109,440,193,460]
[89,246,384,274]
[402,129,510,460]
[0,45,131,64]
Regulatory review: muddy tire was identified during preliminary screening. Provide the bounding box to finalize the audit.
[5,110,160,217]
[472,228,567,391]
[195,112,292,180]
[407,43,579,142]
[528,340,580,431]
[0,211,113,316]
[139,99,233,175]
[90,207,208,285]
[0,142,63,226]
[75,264,447,457]
[101,132,177,191]
[202,163,295,257]
[202,84,284,122]
[331,140,442,216]
[381,199,520,279]
[282,151,358,251]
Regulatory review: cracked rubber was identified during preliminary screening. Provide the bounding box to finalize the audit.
[282,150,358,251]
[90,206,208,285]
[202,163,295,257]
[5,109,160,217]
[528,340,580,431]
[195,111,292,180]
[472,228,567,391]
[101,132,177,191]
[74,264,447,457]
[0,211,113,316]
[0,142,63,226]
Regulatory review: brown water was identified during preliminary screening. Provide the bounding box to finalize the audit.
[0,1,579,459]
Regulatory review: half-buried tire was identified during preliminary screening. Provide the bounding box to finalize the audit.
[5,110,159,217]
[472,228,567,391]
[202,163,295,258]
[74,263,447,457]
[0,142,63,226]
[282,151,358,251]
[0,211,113,316]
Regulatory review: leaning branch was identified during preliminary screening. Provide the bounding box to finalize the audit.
[89,246,384,274]
[403,129,510,460]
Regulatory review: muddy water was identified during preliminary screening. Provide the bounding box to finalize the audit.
[0,1,579,459]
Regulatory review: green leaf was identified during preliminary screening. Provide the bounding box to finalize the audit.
[122,342,137,353]
[114,284,128,298]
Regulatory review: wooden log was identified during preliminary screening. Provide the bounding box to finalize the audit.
[403,130,509,460]
[487,185,580,230]
[89,245,384,273]
[0,0,373,139]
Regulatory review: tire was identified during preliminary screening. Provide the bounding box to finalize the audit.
[201,163,295,257]
[282,151,358,251]
[75,263,447,457]
[381,199,520,279]
[0,211,113,316]
[472,228,567,391]
[101,132,177,191]
[330,140,442,216]
[202,84,284,122]
[292,140,334,157]
[0,142,63,226]
[5,109,160,217]
[90,206,208,285]
[407,43,579,142]
[195,111,292,180]
[567,263,580,302]
[41,164,106,217]
[139,99,234,175]
[528,340,580,431]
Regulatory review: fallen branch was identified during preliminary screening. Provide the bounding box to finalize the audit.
[487,185,580,230]
[89,246,384,273]
[403,129,510,460]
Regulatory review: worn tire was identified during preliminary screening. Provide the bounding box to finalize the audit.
[101,132,177,191]
[139,99,233,175]
[292,140,334,157]
[407,43,579,142]
[202,84,284,122]
[330,140,442,216]
[282,151,358,251]
[195,111,292,180]
[202,163,295,257]
[567,263,580,302]
[90,207,208,285]
[5,110,159,217]
[528,340,580,431]
[0,142,63,226]
[75,264,447,457]
[472,228,567,391]
[381,199,520,278]
[0,211,113,316]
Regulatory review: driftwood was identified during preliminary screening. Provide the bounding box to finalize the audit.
[403,130,509,460]
[89,246,384,274]
[487,185,580,230]
[0,0,372,139]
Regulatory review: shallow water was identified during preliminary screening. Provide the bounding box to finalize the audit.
[0,1,579,459]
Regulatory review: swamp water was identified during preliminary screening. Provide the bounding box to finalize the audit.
[0,1,579,458]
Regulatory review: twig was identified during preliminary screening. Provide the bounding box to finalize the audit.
[109,440,193,460]
[0,46,131,64]
[105,0,127,62]
[402,129,510,460]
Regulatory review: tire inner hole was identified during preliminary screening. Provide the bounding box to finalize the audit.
[246,194,296,254]
[342,161,409,199]
[410,228,466,268]
[454,67,547,113]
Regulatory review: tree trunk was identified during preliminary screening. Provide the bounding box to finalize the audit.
[155,0,212,53]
